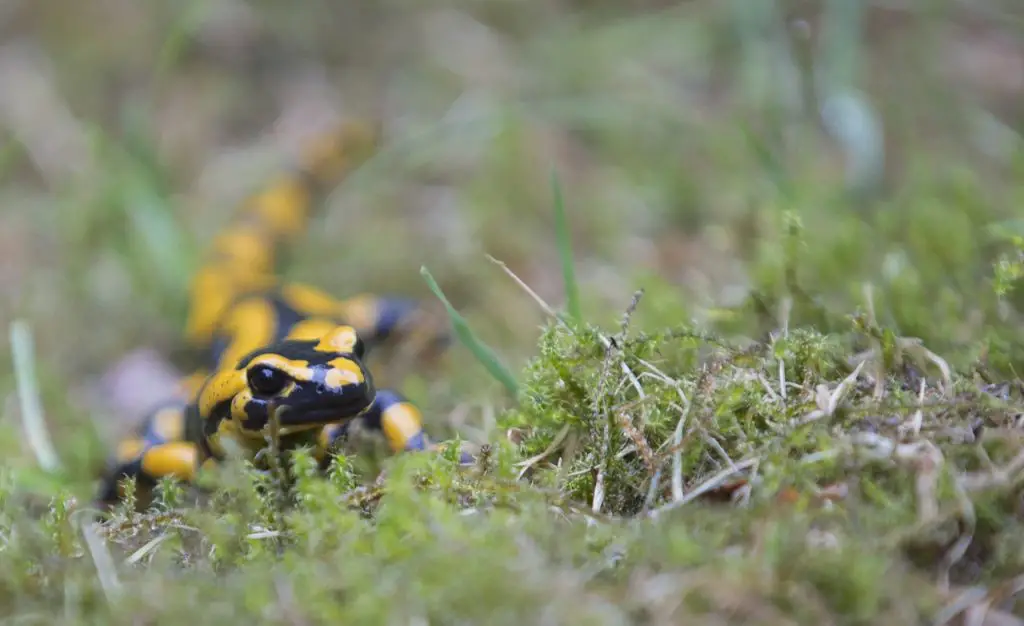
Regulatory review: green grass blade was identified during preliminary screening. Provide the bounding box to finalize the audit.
[551,168,581,323]
[10,320,62,473]
[420,267,519,396]
[816,0,883,195]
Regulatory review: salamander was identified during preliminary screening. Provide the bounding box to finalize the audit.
[97,120,468,507]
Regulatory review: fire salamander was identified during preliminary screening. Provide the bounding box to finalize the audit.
[97,120,469,507]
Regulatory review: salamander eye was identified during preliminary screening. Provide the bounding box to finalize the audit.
[247,364,289,396]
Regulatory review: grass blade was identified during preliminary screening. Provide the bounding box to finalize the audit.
[10,319,62,472]
[551,168,581,323]
[816,0,884,195]
[420,266,519,396]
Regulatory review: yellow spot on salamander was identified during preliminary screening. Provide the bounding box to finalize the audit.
[230,390,254,425]
[249,176,310,238]
[184,268,273,346]
[211,227,274,272]
[287,318,343,342]
[317,425,335,453]
[315,325,359,355]
[325,358,365,387]
[216,297,277,371]
[140,442,198,481]
[381,402,425,453]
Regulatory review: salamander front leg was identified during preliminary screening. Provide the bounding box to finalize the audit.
[359,390,475,464]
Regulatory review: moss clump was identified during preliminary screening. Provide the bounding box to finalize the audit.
[501,304,1024,605]
[505,316,897,514]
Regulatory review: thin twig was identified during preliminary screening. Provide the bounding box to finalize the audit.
[899,378,927,438]
[486,254,558,318]
[671,393,692,502]
[514,424,571,480]
[648,457,759,519]
[961,449,1024,492]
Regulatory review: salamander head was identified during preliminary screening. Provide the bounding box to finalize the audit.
[197,325,375,440]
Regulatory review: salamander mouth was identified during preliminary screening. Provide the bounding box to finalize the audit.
[275,396,374,428]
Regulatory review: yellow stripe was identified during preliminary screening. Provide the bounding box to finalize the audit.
[380,403,425,453]
[245,354,312,381]
[197,370,248,420]
[298,121,380,185]
[248,176,311,238]
[286,318,342,342]
[182,120,379,352]
[215,298,277,370]
[184,268,273,346]
[210,228,275,272]
[140,442,198,481]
